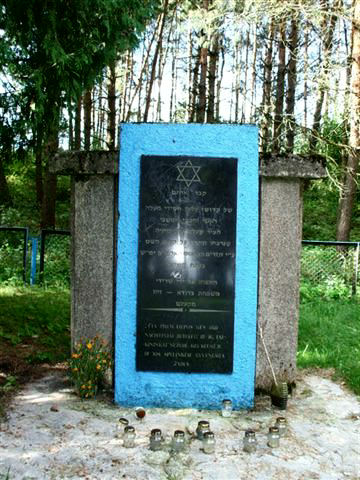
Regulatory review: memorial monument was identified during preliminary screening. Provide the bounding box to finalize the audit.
[115,124,259,409]
[50,122,326,410]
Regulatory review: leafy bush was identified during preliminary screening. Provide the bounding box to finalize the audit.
[0,235,25,286]
[68,336,112,399]
[41,235,70,288]
[300,278,352,302]
[300,245,358,302]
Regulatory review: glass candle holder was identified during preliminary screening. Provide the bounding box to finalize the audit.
[196,420,210,440]
[221,399,233,417]
[172,430,186,452]
[267,426,280,448]
[275,417,287,436]
[116,417,129,437]
[242,429,257,453]
[149,428,164,451]
[123,425,136,448]
[202,431,215,454]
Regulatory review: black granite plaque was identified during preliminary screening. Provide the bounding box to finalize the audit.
[136,155,237,373]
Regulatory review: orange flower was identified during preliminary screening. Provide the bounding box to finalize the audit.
[96,364,101,370]
[86,342,93,350]
[72,353,79,359]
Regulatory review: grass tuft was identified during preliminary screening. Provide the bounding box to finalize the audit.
[298,300,360,395]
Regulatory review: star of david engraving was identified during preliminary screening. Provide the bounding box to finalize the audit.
[176,160,201,188]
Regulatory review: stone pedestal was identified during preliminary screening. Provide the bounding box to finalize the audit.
[51,149,326,391]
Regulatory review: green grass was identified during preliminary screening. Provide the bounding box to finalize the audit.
[0,286,70,363]
[298,300,360,395]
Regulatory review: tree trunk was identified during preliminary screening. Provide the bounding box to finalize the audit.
[156,41,164,121]
[35,147,43,206]
[207,33,219,123]
[84,88,92,150]
[196,0,210,123]
[189,47,201,122]
[0,155,12,207]
[216,42,225,121]
[250,25,258,122]
[41,132,59,229]
[310,0,342,151]
[121,52,131,121]
[143,0,169,122]
[336,0,360,241]
[107,60,116,149]
[74,97,82,150]
[343,17,353,124]
[241,28,250,122]
[170,36,177,121]
[68,100,74,150]
[234,38,241,123]
[303,21,309,131]
[196,36,208,122]
[126,25,158,121]
[272,21,286,153]
[286,17,299,153]
[187,25,193,121]
[260,19,275,153]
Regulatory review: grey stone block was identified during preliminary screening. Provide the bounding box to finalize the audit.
[71,174,116,347]
[256,178,302,389]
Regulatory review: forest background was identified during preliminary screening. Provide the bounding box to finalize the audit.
[0,0,359,241]
[0,0,359,411]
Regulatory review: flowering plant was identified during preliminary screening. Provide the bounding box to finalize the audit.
[67,335,112,399]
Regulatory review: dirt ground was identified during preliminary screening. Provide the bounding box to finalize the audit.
[0,338,63,419]
[0,367,359,480]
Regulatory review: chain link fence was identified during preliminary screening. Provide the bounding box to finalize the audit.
[301,241,360,298]
[0,227,70,287]
[1,227,359,296]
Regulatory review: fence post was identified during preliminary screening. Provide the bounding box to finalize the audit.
[39,230,46,284]
[23,228,29,284]
[30,236,40,286]
[353,243,360,296]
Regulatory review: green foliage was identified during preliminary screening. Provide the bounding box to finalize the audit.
[68,336,112,399]
[0,0,160,144]
[300,278,352,302]
[0,375,18,393]
[300,246,358,301]
[41,235,70,288]
[0,239,24,287]
[301,116,360,241]
[298,300,360,395]
[0,159,71,231]
[0,286,70,363]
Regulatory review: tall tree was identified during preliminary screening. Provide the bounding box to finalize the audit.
[107,61,117,150]
[207,32,220,123]
[143,0,170,122]
[336,0,360,241]
[272,21,286,153]
[196,0,210,123]
[310,0,342,151]
[260,18,275,153]
[0,0,159,227]
[285,16,299,153]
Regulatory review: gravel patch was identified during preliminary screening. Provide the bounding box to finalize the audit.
[0,371,359,480]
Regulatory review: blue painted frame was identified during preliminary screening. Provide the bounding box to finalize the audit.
[115,123,258,409]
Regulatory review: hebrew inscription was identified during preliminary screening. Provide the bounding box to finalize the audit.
[136,155,237,373]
